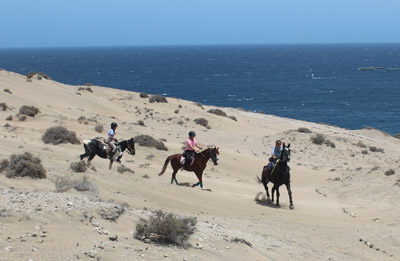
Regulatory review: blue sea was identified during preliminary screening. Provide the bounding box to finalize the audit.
[0,44,399,135]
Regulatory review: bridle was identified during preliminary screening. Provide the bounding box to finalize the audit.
[126,139,135,155]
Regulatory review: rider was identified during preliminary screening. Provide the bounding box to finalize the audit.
[266,140,282,175]
[183,131,202,168]
[107,122,118,160]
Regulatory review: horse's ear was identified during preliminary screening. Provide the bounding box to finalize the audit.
[287,143,290,148]
[283,142,286,147]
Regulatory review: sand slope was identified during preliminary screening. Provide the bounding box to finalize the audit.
[0,70,399,260]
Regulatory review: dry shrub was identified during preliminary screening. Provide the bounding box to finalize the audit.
[230,237,253,247]
[193,102,204,109]
[297,127,312,133]
[0,103,7,111]
[95,123,104,133]
[369,146,384,153]
[149,94,167,103]
[0,159,9,173]
[70,161,87,172]
[6,152,46,179]
[55,175,97,193]
[384,169,395,176]
[229,115,237,121]
[135,134,168,151]
[135,210,197,247]
[194,118,209,128]
[26,72,51,80]
[78,87,93,93]
[311,134,335,148]
[6,115,12,121]
[19,105,40,117]
[18,115,27,121]
[395,133,400,139]
[117,165,135,174]
[4,89,12,94]
[356,141,367,148]
[208,108,227,117]
[140,92,149,98]
[174,109,179,114]
[42,126,80,145]
[137,120,145,126]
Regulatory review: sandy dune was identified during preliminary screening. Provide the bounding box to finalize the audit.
[0,70,399,260]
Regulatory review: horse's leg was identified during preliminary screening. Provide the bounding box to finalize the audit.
[271,185,276,203]
[171,168,179,185]
[192,171,203,188]
[109,160,113,169]
[261,176,270,200]
[80,153,86,161]
[285,182,294,209]
[87,154,95,167]
[275,186,280,207]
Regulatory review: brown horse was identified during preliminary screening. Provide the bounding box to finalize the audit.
[159,147,219,189]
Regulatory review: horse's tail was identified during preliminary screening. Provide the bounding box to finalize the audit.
[159,155,172,176]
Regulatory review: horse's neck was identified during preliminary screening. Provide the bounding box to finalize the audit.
[198,149,210,161]
[118,140,126,151]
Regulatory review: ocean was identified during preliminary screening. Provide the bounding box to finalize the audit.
[0,44,399,135]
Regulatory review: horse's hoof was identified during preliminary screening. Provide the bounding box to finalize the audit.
[290,205,294,210]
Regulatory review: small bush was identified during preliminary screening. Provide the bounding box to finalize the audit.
[95,123,104,133]
[19,105,40,117]
[369,146,384,153]
[140,92,149,98]
[384,169,395,176]
[194,118,209,128]
[208,108,227,117]
[311,134,325,145]
[137,120,145,126]
[6,152,46,179]
[229,115,237,121]
[4,89,12,94]
[193,102,204,109]
[149,94,167,103]
[135,134,168,151]
[6,115,12,121]
[78,87,93,93]
[0,159,9,173]
[174,109,179,114]
[0,103,7,111]
[135,210,197,247]
[361,150,368,155]
[356,141,367,148]
[117,165,135,174]
[70,161,87,173]
[42,126,80,145]
[27,72,51,80]
[230,237,252,247]
[297,127,312,133]
[18,115,27,121]
[395,133,400,139]
[55,175,97,193]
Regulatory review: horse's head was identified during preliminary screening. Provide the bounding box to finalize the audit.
[210,147,219,165]
[126,138,135,155]
[280,143,291,162]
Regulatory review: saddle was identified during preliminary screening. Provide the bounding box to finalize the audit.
[180,156,194,166]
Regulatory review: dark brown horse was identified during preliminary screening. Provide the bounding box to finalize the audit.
[261,143,294,209]
[79,138,135,169]
[159,147,219,189]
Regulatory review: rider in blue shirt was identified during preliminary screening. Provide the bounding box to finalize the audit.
[267,140,282,174]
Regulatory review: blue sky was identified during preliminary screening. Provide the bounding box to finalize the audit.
[1,0,400,48]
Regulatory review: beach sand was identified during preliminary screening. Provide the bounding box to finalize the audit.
[0,70,399,260]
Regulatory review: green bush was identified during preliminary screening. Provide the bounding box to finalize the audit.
[135,134,168,151]
[19,105,40,117]
[135,210,197,247]
[6,152,46,179]
[42,126,80,145]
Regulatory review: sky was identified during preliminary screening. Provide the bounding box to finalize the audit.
[1,0,400,48]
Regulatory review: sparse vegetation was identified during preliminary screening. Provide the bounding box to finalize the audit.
[356,141,367,148]
[135,209,197,247]
[208,108,227,117]
[140,92,149,98]
[78,86,93,93]
[297,127,312,133]
[4,89,12,94]
[19,105,40,117]
[117,165,135,174]
[6,115,12,121]
[230,237,253,247]
[0,159,9,172]
[135,134,168,151]
[194,118,210,128]
[361,150,368,155]
[193,102,204,109]
[384,169,395,176]
[0,103,7,111]
[95,123,104,133]
[42,126,80,145]
[149,94,168,103]
[174,109,179,114]
[18,115,27,121]
[55,175,97,193]
[97,204,125,222]
[6,152,46,179]
[70,161,87,173]
[137,120,145,126]
[369,146,384,153]
[229,115,237,121]
[311,134,335,148]
[26,72,51,80]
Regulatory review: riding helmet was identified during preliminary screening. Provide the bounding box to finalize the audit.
[111,122,118,128]
[189,131,196,137]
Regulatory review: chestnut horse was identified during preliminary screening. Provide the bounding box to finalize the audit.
[261,143,294,209]
[79,138,135,169]
[159,147,219,189]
